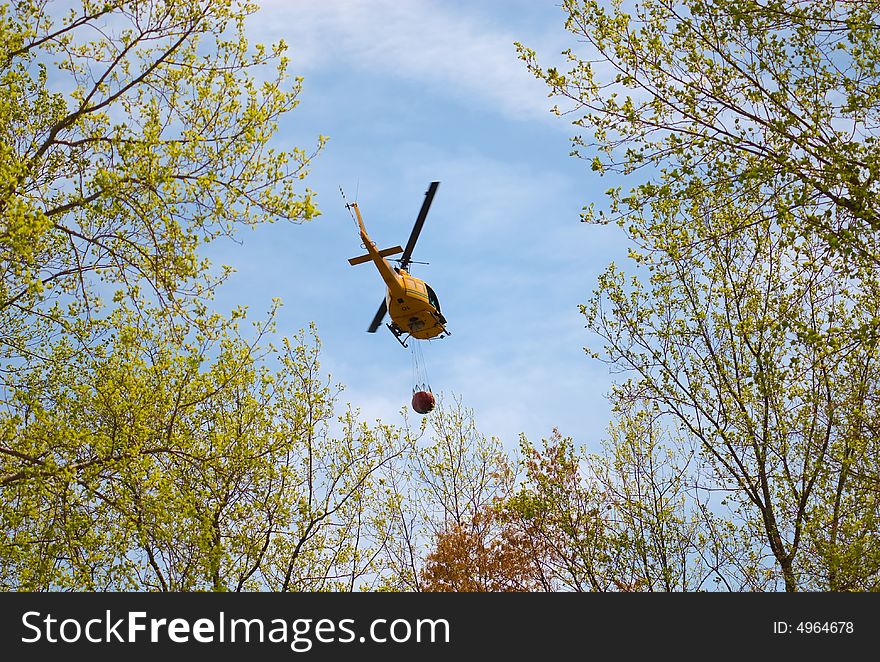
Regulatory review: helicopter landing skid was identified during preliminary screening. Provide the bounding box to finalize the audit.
[387,323,411,348]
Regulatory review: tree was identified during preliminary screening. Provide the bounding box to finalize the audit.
[375,396,516,591]
[1,0,323,381]
[495,419,755,592]
[594,401,768,591]
[0,308,407,591]
[420,507,544,592]
[498,429,612,591]
[518,0,880,273]
[0,0,358,590]
[520,0,880,590]
[587,188,880,590]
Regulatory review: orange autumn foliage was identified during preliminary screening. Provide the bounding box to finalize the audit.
[420,509,547,592]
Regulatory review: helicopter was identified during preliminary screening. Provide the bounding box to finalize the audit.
[345,181,450,348]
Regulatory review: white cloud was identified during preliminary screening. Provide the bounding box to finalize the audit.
[251,0,564,122]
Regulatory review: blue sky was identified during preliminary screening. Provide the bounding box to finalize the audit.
[206,0,631,450]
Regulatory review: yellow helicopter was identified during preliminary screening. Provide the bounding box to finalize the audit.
[345,181,450,348]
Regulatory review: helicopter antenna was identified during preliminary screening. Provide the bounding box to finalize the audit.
[340,185,360,228]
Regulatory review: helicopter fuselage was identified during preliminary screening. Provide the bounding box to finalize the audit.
[385,268,446,340]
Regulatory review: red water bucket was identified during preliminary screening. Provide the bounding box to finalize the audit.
[412,390,436,414]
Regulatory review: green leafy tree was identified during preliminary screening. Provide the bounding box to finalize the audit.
[0,0,385,591]
[589,191,880,590]
[520,0,880,592]
[517,0,880,272]
[595,402,767,591]
[0,308,406,591]
[1,0,323,379]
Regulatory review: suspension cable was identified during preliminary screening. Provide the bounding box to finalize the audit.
[411,340,431,393]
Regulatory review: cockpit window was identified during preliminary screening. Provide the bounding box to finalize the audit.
[426,285,440,312]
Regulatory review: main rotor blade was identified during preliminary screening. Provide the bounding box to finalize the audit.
[399,181,439,269]
[367,299,387,333]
